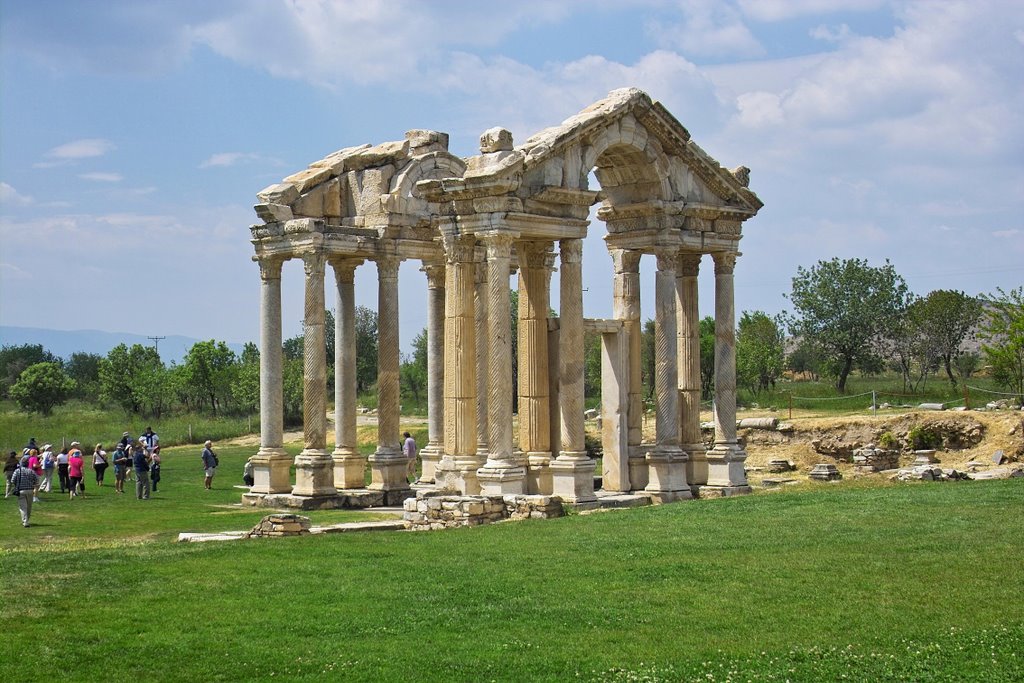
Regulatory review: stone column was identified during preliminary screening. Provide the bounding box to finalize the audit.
[474,251,489,461]
[418,260,446,483]
[677,252,706,490]
[477,232,526,494]
[705,251,750,494]
[331,258,366,489]
[251,256,291,495]
[518,241,554,494]
[600,328,629,491]
[367,254,409,500]
[293,251,336,497]
[645,248,689,502]
[610,247,647,491]
[437,234,480,494]
[551,238,596,503]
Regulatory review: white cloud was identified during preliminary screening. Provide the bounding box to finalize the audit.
[738,0,886,22]
[646,0,763,58]
[79,172,123,182]
[809,23,853,43]
[45,138,116,160]
[992,229,1021,239]
[199,152,261,169]
[0,182,33,206]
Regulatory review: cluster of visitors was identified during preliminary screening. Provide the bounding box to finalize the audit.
[5,426,165,527]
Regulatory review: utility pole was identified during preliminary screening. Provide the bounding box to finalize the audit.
[147,336,166,356]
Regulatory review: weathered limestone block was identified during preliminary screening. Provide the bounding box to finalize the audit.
[767,458,795,473]
[480,127,513,153]
[255,203,294,223]
[738,417,778,430]
[345,140,410,171]
[406,129,449,154]
[257,183,300,205]
[247,514,312,538]
[913,449,939,465]
[809,463,842,481]
[284,166,333,193]
[309,144,371,174]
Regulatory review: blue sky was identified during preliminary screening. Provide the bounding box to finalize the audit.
[1,0,1022,356]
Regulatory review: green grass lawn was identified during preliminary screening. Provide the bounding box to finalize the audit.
[2,443,1022,682]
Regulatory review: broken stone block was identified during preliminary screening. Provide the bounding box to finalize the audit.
[809,463,842,481]
[480,127,514,153]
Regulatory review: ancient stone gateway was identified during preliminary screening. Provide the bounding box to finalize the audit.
[246,88,762,510]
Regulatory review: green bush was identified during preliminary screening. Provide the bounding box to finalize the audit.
[878,431,898,450]
[908,425,941,450]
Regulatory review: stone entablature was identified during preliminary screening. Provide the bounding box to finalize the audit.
[247,88,762,507]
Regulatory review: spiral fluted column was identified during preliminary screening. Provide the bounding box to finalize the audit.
[293,250,336,497]
[331,258,366,489]
[518,241,554,494]
[251,256,291,495]
[677,252,706,489]
[418,260,446,483]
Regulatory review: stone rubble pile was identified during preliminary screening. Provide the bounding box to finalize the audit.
[247,514,312,537]
[852,444,899,472]
[404,491,565,531]
[893,466,969,482]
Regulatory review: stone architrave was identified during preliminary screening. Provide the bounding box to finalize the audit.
[477,231,526,494]
[418,260,446,483]
[436,233,481,494]
[705,251,751,493]
[551,238,596,503]
[518,241,554,494]
[293,251,337,497]
[331,258,366,489]
[646,248,690,502]
[251,256,291,494]
[610,248,647,491]
[367,254,409,496]
[677,252,706,490]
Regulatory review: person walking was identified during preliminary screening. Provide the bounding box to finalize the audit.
[26,449,43,502]
[4,451,19,498]
[112,443,129,494]
[403,431,418,484]
[56,447,70,493]
[10,456,40,527]
[39,444,56,493]
[67,443,85,499]
[201,440,218,490]
[119,433,134,482]
[133,439,151,500]
[93,444,109,486]
[150,447,161,493]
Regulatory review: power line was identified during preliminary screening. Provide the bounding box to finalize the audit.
[147,336,166,355]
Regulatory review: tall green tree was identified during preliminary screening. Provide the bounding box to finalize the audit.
[736,311,785,394]
[700,316,715,399]
[979,287,1024,399]
[9,362,75,416]
[641,318,656,401]
[911,290,982,388]
[0,343,58,398]
[99,343,165,415]
[785,258,910,392]
[355,305,378,394]
[65,351,103,399]
[232,342,260,414]
[399,329,428,409]
[181,340,237,414]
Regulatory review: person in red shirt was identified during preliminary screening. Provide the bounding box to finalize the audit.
[67,442,85,499]
[26,448,43,502]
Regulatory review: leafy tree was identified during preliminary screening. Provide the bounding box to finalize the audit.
[399,329,428,409]
[786,338,822,381]
[911,290,982,388]
[979,287,1024,399]
[282,357,304,424]
[954,351,981,381]
[736,311,785,394]
[283,309,335,365]
[355,305,378,394]
[785,258,910,392]
[583,330,602,404]
[99,344,165,415]
[0,344,59,398]
[885,299,934,393]
[640,319,655,400]
[65,351,103,399]
[181,340,237,414]
[9,362,75,416]
[699,317,715,399]
[232,342,260,414]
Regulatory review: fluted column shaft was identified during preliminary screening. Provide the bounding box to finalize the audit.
[653,249,682,452]
[610,248,643,450]
[677,253,706,487]
[712,252,738,448]
[442,236,478,463]
[482,233,516,466]
[301,252,328,454]
[419,261,446,482]
[517,241,552,456]
[557,239,586,458]
[376,256,401,454]
[474,252,489,458]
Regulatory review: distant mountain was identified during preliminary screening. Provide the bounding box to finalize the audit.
[0,326,249,365]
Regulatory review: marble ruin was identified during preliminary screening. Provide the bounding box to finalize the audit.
[245,88,763,510]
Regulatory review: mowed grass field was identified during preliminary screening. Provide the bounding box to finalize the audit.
[1,442,1022,682]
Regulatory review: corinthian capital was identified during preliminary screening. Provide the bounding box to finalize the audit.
[713,251,739,275]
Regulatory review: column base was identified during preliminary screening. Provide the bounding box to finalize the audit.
[683,442,708,493]
[251,448,291,495]
[706,444,749,488]
[292,450,337,497]
[697,484,752,498]
[433,455,484,495]
[644,446,692,503]
[628,443,652,492]
[367,447,411,492]
[332,448,367,489]
[418,443,444,484]
[477,464,527,495]
[550,453,597,503]
[525,451,553,495]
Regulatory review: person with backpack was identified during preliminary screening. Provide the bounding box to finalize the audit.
[201,440,218,490]
[112,443,129,494]
[10,456,40,527]
[56,447,70,493]
[93,444,109,486]
[133,438,151,500]
[39,444,56,493]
